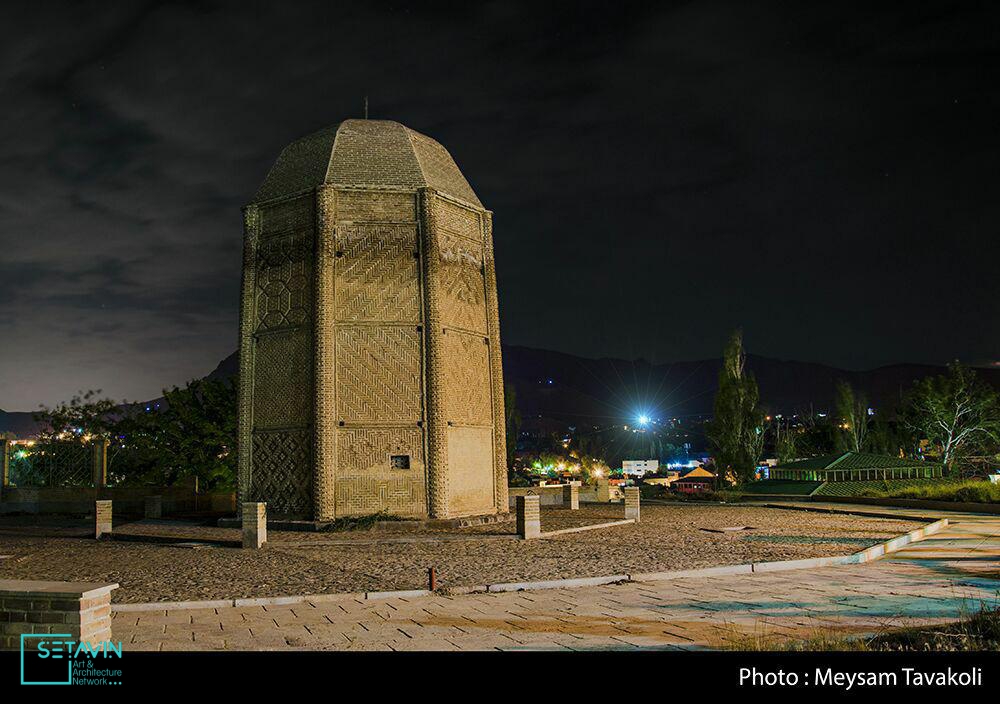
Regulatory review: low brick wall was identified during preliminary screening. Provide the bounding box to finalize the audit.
[579,485,623,503]
[0,486,235,516]
[508,485,569,508]
[0,580,118,650]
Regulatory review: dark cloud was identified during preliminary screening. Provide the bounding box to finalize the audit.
[0,1,998,409]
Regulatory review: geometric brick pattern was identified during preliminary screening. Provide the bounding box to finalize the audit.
[240,120,507,520]
[435,197,483,240]
[335,412,427,516]
[260,194,314,235]
[336,190,415,222]
[255,231,312,331]
[252,329,312,429]
[335,224,420,322]
[249,430,312,516]
[437,232,486,333]
[335,326,422,424]
[443,331,492,425]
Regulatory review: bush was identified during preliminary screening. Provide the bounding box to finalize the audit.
[859,478,1000,503]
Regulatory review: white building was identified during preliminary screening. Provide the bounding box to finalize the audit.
[622,460,659,477]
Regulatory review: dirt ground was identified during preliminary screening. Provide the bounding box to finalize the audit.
[0,504,922,603]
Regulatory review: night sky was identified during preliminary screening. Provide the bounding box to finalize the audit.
[1,1,998,410]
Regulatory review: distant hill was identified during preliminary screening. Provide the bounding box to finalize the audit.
[4,346,999,436]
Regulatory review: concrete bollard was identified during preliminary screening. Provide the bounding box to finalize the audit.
[562,483,579,510]
[516,494,541,540]
[242,502,267,549]
[144,495,162,519]
[95,500,112,539]
[596,478,611,503]
[624,486,640,523]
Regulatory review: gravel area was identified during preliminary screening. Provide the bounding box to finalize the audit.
[0,505,922,603]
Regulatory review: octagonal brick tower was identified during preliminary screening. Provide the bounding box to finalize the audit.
[237,119,507,521]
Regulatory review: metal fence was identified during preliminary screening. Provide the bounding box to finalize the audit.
[2,439,104,488]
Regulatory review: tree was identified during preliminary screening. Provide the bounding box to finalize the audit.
[707,330,765,484]
[503,382,522,472]
[116,378,237,489]
[773,418,799,463]
[902,362,1000,474]
[834,381,869,452]
[33,389,119,442]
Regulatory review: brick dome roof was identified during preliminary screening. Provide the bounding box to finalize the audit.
[251,119,482,208]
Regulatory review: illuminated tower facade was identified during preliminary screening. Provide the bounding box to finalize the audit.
[237,119,507,520]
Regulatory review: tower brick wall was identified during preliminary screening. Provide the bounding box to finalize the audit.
[238,120,506,521]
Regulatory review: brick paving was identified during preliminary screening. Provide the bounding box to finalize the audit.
[110,510,1000,651]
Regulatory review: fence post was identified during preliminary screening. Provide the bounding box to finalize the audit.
[624,486,640,522]
[242,502,267,549]
[144,496,162,519]
[95,500,112,539]
[516,494,541,539]
[92,439,108,488]
[1,439,9,497]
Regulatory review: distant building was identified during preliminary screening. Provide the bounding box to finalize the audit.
[672,467,716,494]
[644,471,680,487]
[770,452,941,482]
[622,460,659,477]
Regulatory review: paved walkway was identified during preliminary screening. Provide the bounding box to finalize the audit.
[111,508,1000,651]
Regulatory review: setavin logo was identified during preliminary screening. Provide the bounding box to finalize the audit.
[20,634,124,686]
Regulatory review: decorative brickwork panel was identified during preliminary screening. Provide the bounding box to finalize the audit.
[442,331,492,425]
[435,197,482,240]
[335,224,420,322]
[447,425,494,516]
[255,231,312,331]
[252,329,312,429]
[250,429,312,516]
[261,194,314,234]
[335,428,426,516]
[336,190,415,222]
[335,326,422,423]
[438,232,487,333]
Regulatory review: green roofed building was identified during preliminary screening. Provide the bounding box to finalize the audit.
[770,452,942,482]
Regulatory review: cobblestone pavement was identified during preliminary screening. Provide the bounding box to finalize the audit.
[111,510,1000,651]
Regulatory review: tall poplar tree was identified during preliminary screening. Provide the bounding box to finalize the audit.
[708,330,764,484]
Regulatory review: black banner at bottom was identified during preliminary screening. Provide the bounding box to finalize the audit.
[2,650,997,694]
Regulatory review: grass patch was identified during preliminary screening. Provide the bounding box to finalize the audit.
[845,478,1000,503]
[725,602,1000,651]
[319,510,409,532]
